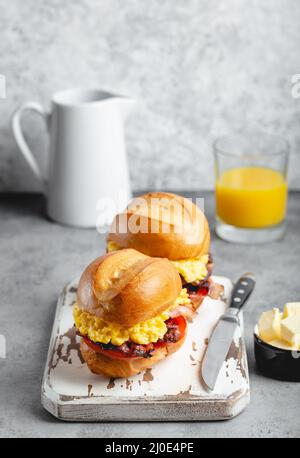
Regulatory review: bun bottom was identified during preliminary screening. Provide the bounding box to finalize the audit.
[80,336,186,379]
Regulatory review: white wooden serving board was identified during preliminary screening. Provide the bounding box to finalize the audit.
[41,276,250,421]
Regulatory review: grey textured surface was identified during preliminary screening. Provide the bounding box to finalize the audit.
[1,0,300,192]
[0,192,299,438]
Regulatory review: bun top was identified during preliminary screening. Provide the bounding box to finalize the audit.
[108,192,210,260]
[77,249,182,327]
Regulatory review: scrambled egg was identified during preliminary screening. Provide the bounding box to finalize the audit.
[107,240,208,284]
[73,289,190,346]
[171,255,209,283]
[107,240,121,252]
[172,287,191,307]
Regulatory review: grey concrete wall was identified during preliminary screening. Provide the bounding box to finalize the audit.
[0,0,300,192]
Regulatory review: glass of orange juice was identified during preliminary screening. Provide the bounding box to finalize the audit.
[214,133,289,243]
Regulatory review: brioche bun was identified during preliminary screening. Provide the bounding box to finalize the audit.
[77,249,182,327]
[108,192,210,260]
[80,333,186,378]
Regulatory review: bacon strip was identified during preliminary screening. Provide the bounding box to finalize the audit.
[208,281,224,300]
[179,277,224,320]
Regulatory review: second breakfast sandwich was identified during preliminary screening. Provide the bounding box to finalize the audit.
[107,192,223,311]
[73,249,192,378]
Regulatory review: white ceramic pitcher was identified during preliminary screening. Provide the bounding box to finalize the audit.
[12,88,134,228]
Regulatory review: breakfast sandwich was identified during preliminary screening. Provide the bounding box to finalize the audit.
[73,249,192,378]
[107,192,223,312]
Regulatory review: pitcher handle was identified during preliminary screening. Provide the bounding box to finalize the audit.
[11,102,50,192]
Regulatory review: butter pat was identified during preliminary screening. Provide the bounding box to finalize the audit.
[283,302,300,318]
[258,308,281,342]
[281,316,300,349]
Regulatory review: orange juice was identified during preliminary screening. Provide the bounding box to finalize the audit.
[216,167,287,228]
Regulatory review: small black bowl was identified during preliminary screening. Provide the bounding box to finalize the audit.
[254,328,300,382]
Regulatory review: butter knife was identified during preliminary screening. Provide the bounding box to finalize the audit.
[201,273,255,391]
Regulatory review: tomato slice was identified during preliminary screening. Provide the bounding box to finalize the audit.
[82,315,187,360]
[196,285,209,296]
[82,337,138,359]
[187,283,209,298]
[170,315,187,337]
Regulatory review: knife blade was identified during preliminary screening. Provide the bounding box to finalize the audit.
[201,273,255,391]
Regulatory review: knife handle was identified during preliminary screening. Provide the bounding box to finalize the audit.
[230,274,255,310]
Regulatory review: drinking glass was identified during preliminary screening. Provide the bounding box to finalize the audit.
[214,132,289,243]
